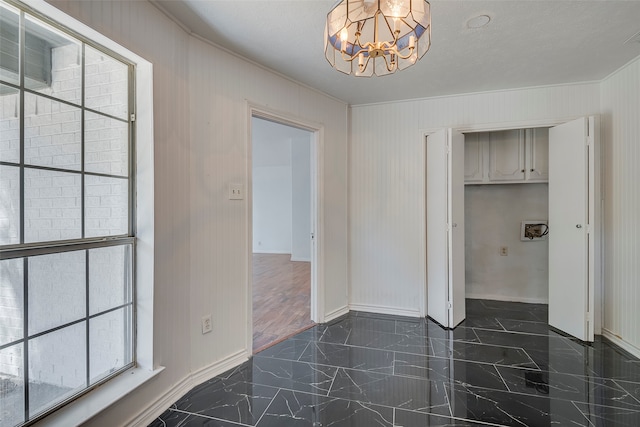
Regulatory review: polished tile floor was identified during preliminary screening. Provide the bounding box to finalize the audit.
[149,299,640,426]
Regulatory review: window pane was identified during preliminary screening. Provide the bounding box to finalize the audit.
[0,165,20,245]
[0,344,25,427]
[28,250,85,335]
[0,84,20,163]
[85,111,128,176]
[25,92,82,170]
[24,168,81,243]
[89,306,132,385]
[0,2,20,85]
[85,175,128,237]
[28,322,86,417]
[85,45,128,120]
[25,15,82,105]
[89,245,132,315]
[0,258,23,346]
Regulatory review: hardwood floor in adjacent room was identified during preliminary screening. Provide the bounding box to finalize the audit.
[252,253,313,352]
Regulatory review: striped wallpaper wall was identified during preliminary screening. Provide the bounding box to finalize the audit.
[600,57,640,355]
[349,83,601,316]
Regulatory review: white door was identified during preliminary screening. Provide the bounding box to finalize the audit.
[427,129,466,328]
[548,116,596,342]
[449,130,466,327]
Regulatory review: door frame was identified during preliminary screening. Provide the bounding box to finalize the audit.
[420,116,603,335]
[246,102,325,354]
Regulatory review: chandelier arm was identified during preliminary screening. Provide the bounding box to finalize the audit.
[381,54,395,72]
[340,49,361,62]
[361,54,372,73]
[394,46,416,60]
[354,31,366,49]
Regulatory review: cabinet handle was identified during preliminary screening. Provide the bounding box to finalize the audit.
[531,168,534,172]
[521,169,525,172]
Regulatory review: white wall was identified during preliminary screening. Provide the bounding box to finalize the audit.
[251,118,311,258]
[600,56,640,355]
[465,183,549,303]
[291,135,311,262]
[188,33,347,371]
[350,83,600,316]
[44,1,349,426]
[252,123,293,254]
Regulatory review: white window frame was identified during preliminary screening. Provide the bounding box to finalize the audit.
[7,1,160,425]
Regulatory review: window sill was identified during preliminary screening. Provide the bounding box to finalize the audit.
[32,366,165,427]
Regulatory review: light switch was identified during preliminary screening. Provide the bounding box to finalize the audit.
[229,183,243,200]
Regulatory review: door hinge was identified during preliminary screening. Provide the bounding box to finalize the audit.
[311,233,315,240]
[130,113,136,122]
[447,301,452,309]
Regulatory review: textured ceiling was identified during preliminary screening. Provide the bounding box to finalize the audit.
[152,0,640,105]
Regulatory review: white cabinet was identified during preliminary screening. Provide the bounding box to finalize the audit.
[464,128,548,185]
[463,132,485,183]
[488,129,525,181]
[525,128,549,182]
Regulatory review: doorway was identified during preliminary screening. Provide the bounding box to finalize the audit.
[250,114,317,353]
[425,117,601,341]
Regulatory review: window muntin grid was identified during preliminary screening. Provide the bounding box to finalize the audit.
[0,1,136,425]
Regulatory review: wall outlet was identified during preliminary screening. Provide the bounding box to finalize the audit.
[201,314,212,334]
[499,246,508,256]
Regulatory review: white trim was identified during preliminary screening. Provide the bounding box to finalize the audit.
[465,293,549,305]
[349,303,421,318]
[127,351,249,427]
[252,250,291,255]
[190,350,249,389]
[127,373,192,427]
[324,305,349,322]
[290,256,311,262]
[32,366,164,427]
[246,102,325,354]
[602,328,640,359]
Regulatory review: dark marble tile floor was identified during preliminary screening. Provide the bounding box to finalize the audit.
[149,299,640,426]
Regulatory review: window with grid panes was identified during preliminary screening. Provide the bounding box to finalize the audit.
[0,1,135,425]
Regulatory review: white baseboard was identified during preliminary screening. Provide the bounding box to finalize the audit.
[465,293,549,304]
[290,256,311,262]
[324,305,349,322]
[349,303,421,318]
[252,250,290,255]
[129,373,192,427]
[602,328,640,359]
[190,350,249,386]
[129,350,249,427]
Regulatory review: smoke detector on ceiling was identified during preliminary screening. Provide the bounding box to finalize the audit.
[624,30,640,45]
[466,14,491,29]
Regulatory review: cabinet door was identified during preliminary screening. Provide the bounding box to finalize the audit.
[488,129,525,182]
[526,128,549,182]
[464,133,484,183]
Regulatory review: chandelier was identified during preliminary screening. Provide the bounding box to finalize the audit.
[324,0,431,76]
